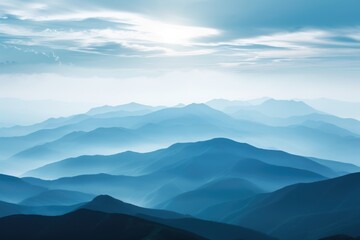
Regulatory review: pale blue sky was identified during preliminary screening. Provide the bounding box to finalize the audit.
[0,0,360,104]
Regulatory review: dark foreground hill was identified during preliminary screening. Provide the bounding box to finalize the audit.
[320,235,360,240]
[0,194,276,240]
[0,209,206,240]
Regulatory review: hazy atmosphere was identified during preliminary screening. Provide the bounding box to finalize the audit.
[1,1,360,240]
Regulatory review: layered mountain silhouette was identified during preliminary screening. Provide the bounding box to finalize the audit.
[0,102,162,138]
[81,195,275,240]
[82,195,184,219]
[26,138,337,180]
[200,173,360,240]
[2,104,242,174]
[7,173,360,240]
[20,189,94,206]
[0,199,79,217]
[2,127,149,174]
[0,173,96,207]
[1,99,360,240]
[157,178,264,215]
[0,103,164,160]
[21,138,335,207]
[310,158,360,175]
[0,174,45,203]
[0,201,23,217]
[0,195,275,240]
[2,102,360,176]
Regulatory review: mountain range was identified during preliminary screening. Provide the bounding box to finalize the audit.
[1,99,360,240]
[2,173,360,240]
[2,100,360,177]
[18,138,348,208]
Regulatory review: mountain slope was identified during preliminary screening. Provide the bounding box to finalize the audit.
[157,178,264,215]
[271,207,360,240]
[0,174,46,203]
[23,173,168,206]
[0,199,83,218]
[310,158,360,174]
[0,127,75,160]
[4,127,149,175]
[24,151,147,179]
[145,216,276,240]
[20,190,95,206]
[221,173,360,240]
[279,113,360,136]
[0,201,23,217]
[83,195,184,219]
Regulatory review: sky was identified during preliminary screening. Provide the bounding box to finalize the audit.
[1,0,360,107]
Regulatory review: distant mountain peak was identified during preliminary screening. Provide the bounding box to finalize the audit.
[126,102,146,106]
[264,98,313,106]
[148,103,230,120]
[83,195,131,212]
[261,98,321,112]
[183,103,212,109]
[242,98,321,118]
[167,138,254,153]
[206,137,238,144]
[194,137,252,148]
[86,102,163,115]
[91,195,123,204]
[179,103,228,115]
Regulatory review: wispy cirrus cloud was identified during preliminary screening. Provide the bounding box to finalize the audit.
[213,29,360,68]
[0,2,219,59]
[1,0,360,71]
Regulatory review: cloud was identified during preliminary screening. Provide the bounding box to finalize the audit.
[0,0,360,73]
[210,29,360,67]
[0,2,219,60]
